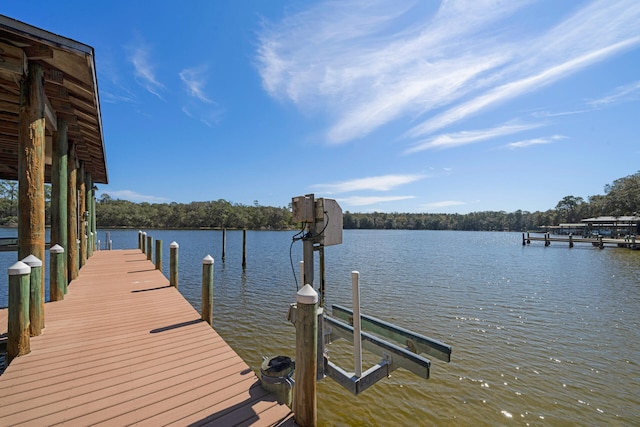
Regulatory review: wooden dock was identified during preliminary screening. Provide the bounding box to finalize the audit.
[0,249,295,426]
[523,232,639,249]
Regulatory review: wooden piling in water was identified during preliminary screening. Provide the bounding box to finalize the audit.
[170,241,179,288]
[155,239,162,270]
[242,229,247,268]
[8,261,31,364]
[22,255,43,337]
[569,234,574,248]
[50,245,65,301]
[222,228,226,262]
[202,255,214,326]
[294,284,318,427]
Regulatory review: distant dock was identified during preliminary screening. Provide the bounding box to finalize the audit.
[523,232,639,249]
[0,250,294,426]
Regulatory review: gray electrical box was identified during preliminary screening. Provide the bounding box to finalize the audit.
[315,198,342,246]
[292,195,315,223]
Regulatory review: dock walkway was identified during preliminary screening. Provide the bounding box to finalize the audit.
[0,249,294,426]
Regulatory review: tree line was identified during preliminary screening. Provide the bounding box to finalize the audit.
[0,171,638,231]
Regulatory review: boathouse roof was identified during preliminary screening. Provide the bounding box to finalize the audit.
[0,15,107,184]
[581,216,640,224]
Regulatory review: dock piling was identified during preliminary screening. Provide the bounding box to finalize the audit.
[202,255,214,326]
[222,228,226,262]
[294,284,318,427]
[50,245,65,301]
[146,235,152,261]
[22,255,43,336]
[170,241,179,288]
[155,239,162,270]
[242,229,247,268]
[7,261,31,364]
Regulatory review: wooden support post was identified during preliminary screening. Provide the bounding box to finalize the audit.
[141,232,147,254]
[222,228,226,262]
[78,163,86,268]
[202,255,214,326]
[22,255,43,336]
[522,233,526,246]
[91,183,97,252]
[67,144,78,281]
[138,231,142,251]
[155,239,162,270]
[569,234,574,248]
[527,232,530,244]
[18,62,46,300]
[170,241,179,288]
[294,284,318,427]
[50,244,65,301]
[242,229,247,268]
[146,235,152,261]
[86,174,93,258]
[599,235,604,249]
[52,117,68,285]
[7,261,31,364]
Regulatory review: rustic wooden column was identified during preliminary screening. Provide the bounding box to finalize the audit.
[78,162,86,267]
[201,255,214,326]
[86,173,93,258]
[91,183,97,251]
[7,261,31,364]
[294,284,318,427]
[18,61,46,311]
[52,117,68,289]
[67,144,79,281]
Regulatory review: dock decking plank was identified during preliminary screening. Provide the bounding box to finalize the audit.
[0,249,294,426]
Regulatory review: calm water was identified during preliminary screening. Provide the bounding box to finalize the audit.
[1,229,638,426]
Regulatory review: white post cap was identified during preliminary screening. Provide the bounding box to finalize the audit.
[9,261,31,275]
[21,254,42,267]
[297,284,318,304]
[202,255,214,265]
[170,241,179,249]
[50,244,65,254]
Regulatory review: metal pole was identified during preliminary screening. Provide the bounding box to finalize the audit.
[170,241,179,288]
[8,261,31,364]
[352,271,362,378]
[294,284,318,427]
[202,255,214,326]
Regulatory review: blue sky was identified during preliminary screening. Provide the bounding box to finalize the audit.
[5,1,640,214]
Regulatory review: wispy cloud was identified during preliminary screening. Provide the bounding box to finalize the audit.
[589,80,640,108]
[405,122,542,153]
[504,134,566,150]
[256,0,640,147]
[99,190,168,203]
[338,195,416,206]
[179,66,215,104]
[312,173,426,193]
[127,37,164,99]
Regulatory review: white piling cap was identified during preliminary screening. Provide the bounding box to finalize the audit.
[50,244,65,253]
[22,254,42,267]
[9,261,31,276]
[297,284,318,304]
[202,254,214,265]
[170,241,179,248]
